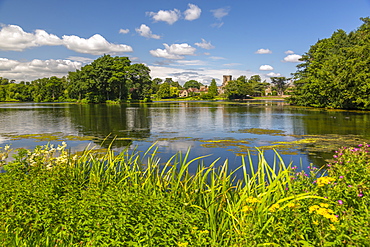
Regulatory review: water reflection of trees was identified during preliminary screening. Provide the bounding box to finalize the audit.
[69,104,151,148]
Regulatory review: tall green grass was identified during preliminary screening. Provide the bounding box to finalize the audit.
[0,142,369,246]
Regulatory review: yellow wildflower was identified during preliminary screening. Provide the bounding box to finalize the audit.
[241,205,254,213]
[313,221,319,225]
[287,202,299,208]
[309,205,320,213]
[268,203,280,212]
[319,203,329,208]
[329,215,339,223]
[329,224,336,231]
[317,177,336,187]
[316,207,329,216]
[246,196,262,203]
[178,242,189,247]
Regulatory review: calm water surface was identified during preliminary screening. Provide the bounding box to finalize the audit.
[1,101,369,172]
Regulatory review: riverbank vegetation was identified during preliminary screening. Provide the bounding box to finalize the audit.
[289,17,370,110]
[0,142,369,246]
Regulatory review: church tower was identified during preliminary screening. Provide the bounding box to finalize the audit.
[222,75,232,87]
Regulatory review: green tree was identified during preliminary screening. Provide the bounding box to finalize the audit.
[125,63,152,100]
[270,77,289,96]
[67,55,153,102]
[151,78,163,94]
[183,80,203,89]
[0,77,9,85]
[208,79,218,97]
[248,75,268,96]
[289,17,370,109]
[157,82,171,99]
[224,76,253,100]
[170,86,179,98]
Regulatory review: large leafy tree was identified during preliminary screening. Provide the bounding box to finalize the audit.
[125,63,152,100]
[270,77,289,96]
[67,55,151,102]
[183,80,203,89]
[151,78,163,94]
[157,82,171,99]
[289,17,370,109]
[224,76,253,100]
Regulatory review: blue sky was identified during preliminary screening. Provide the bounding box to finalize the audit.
[0,0,369,85]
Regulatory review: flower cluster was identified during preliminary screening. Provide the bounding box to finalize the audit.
[309,203,339,223]
[316,177,336,187]
[241,196,262,213]
[245,196,262,203]
[268,203,280,213]
[0,144,11,166]
[25,142,69,170]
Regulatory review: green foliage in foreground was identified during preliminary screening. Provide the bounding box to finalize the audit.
[0,142,369,246]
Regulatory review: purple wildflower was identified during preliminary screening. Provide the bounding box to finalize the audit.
[358,194,364,197]
[339,176,344,179]
[338,200,343,205]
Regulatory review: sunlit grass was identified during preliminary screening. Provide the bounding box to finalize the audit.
[0,142,369,246]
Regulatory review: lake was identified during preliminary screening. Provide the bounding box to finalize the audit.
[1,100,369,173]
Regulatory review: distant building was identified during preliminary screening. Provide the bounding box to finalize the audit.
[218,75,232,94]
[222,75,232,87]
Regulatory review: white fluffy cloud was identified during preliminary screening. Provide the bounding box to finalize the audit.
[283,54,302,62]
[195,39,215,49]
[150,49,184,60]
[0,57,82,81]
[150,43,196,59]
[285,50,294,54]
[119,29,130,34]
[147,9,181,25]
[164,43,196,55]
[0,58,19,71]
[184,4,201,21]
[62,34,132,55]
[0,24,133,55]
[259,65,274,71]
[135,24,161,39]
[267,72,281,77]
[0,25,62,51]
[255,48,272,54]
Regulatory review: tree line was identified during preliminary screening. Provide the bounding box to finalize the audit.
[1,54,289,103]
[289,17,370,110]
[0,55,153,103]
